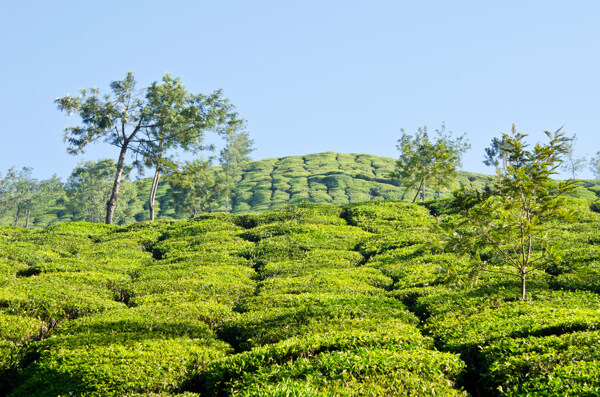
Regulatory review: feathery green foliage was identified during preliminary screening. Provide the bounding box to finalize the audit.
[450,126,576,300]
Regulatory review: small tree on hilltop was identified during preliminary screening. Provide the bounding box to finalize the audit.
[449,125,575,300]
[391,124,469,202]
[560,133,587,179]
[590,151,600,179]
[219,125,254,212]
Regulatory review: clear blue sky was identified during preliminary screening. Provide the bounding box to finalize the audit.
[1,0,598,180]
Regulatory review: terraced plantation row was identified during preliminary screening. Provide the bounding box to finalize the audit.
[1,199,600,395]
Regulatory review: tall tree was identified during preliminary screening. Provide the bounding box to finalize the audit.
[56,72,239,224]
[449,126,575,300]
[169,159,221,218]
[65,159,136,224]
[390,124,469,202]
[219,125,254,212]
[139,74,240,220]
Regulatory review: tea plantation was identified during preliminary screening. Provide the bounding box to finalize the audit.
[1,199,600,395]
[1,153,496,228]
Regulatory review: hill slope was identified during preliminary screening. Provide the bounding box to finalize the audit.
[226,152,490,212]
[3,151,599,228]
[2,199,600,395]
[136,152,492,219]
[120,151,600,219]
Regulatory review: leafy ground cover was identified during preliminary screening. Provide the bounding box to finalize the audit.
[1,198,600,395]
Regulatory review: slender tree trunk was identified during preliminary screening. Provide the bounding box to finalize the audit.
[14,208,20,227]
[106,144,129,225]
[25,209,30,228]
[149,167,161,221]
[421,181,426,201]
[412,179,425,203]
[521,272,527,301]
[225,194,229,213]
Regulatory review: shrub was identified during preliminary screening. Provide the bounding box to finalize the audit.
[256,249,364,278]
[219,294,417,351]
[343,201,434,234]
[256,267,392,296]
[130,264,255,306]
[11,337,229,397]
[424,290,600,354]
[482,330,600,395]
[0,271,127,321]
[240,203,346,227]
[367,252,469,289]
[195,336,465,397]
[242,223,371,250]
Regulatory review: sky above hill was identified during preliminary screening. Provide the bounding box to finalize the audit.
[1,1,599,180]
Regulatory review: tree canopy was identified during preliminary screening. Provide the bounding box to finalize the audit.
[0,167,37,227]
[391,124,469,202]
[450,125,575,300]
[56,72,240,224]
[219,125,255,212]
[65,159,136,224]
[169,159,221,218]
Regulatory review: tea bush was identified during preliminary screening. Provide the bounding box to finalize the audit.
[131,264,255,306]
[424,290,600,353]
[256,267,392,295]
[151,231,254,261]
[194,332,464,396]
[224,348,466,397]
[367,252,468,288]
[10,337,229,397]
[256,249,363,278]
[219,293,419,351]
[481,330,600,395]
[344,200,435,234]
[240,202,347,227]
[0,272,127,321]
[3,198,600,395]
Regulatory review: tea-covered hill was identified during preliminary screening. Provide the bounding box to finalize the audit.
[4,151,600,229]
[1,152,496,228]
[2,199,600,395]
[132,150,600,221]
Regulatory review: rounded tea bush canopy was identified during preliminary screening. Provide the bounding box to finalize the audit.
[2,198,600,396]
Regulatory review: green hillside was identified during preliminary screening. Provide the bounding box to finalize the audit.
[2,199,600,395]
[3,151,600,229]
[222,152,489,212]
[126,152,494,219]
[0,153,492,228]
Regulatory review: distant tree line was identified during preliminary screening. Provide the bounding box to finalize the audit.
[1,71,254,227]
[390,124,600,202]
[0,133,253,228]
